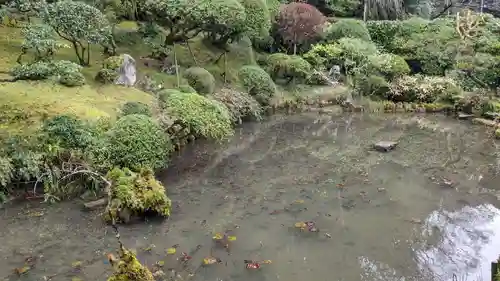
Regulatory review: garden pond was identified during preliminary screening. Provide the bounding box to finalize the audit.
[1,111,500,281]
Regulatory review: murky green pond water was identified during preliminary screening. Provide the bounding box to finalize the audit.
[1,112,500,281]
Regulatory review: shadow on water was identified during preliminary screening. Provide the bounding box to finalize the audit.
[1,112,500,281]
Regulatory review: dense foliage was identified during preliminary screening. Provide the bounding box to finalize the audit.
[277,2,326,53]
[164,92,234,141]
[41,0,112,65]
[104,114,173,170]
[183,67,216,95]
[238,65,276,105]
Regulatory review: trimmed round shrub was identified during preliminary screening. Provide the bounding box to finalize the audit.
[354,75,390,98]
[367,53,410,80]
[10,62,53,80]
[183,67,216,95]
[0,156,13,188]
[121,102,152,117]
[95,68,118,83]
[303,43,343,69]
[179,85,196,93]
[266,53,312,82]
[59,72,86,87]
[105,114,173,170]
[238,65,276,105]
[42,114,97,150]
[325,19,371,42]
[389,75,462,103]
[212,88,262,123]
[239,0,271,39]
[338,37,378,64]
[103,55,124,70]
[96,55,124,84]
[164,92,233,141]
[158,89,182,106]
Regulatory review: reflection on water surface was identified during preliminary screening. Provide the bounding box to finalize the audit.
[0,113,499,281]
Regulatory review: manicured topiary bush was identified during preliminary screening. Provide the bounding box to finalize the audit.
[212,88,262,123]
[158,89,183,106]
[238,65,276,105]
[164,92,233,141]
[104,114,173,170]
[367,53,410,80]
[42,115,97,150]
[303,43,343,70]
[265,53,312,82]
[325,19,371,42]
[183,67,216,95]
[178,84,196,93]
[389,75,462,103]
[120,102,152,117]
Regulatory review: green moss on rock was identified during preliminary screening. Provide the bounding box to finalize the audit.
[106,167,171,222]
[107,248,154,281]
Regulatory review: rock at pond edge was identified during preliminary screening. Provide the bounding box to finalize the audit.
[373,141,398,152]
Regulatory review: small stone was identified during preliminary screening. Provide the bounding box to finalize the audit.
[457,113,474,120]
[373,141,398,152]
[377,187,386,192]
[484,111,500,120]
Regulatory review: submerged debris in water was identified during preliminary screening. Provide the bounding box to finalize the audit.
[202,257,222,266]
[14,266,31,275]
[244,259,272,269]
[213,231,236,250]
[294,221,319,232]
[107,248,154,281]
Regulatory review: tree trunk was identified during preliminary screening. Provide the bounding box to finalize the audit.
[72,41,85,66]
[293,33,297,55]
[174,42,180,88]
[223,52,227,84]
[363,0,368,21]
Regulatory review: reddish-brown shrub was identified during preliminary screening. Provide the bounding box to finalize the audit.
[277,2,326,48]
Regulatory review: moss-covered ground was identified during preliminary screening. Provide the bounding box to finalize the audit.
[0,21,260,135]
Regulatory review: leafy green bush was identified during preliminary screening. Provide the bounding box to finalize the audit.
[366,53,410,80]
[10,61,53,80]
[164,92,233,141]
[121,102,152,117]
[303,43,343,70]
[366,17,428,51]
[238,65,276,105]
[212,88,262,123]
[266,53,312,82]
[106,167,171,220]
[103,55,124,70]
[42,115,97,150]
[389,75,462,103]
[178,85,196,93]
[105,114,173,170]
[59,72,86,87]
[324,19,371,42]
[354,75,390,98]
[96,55,124,84]
[10,60,85,86]
[183,67,216,95]
[238,0,271,40]
[158,89,182,105]
[95,68,118,83]
[338,37,378,64]
[452,53,500,91]
[0,156,13,188]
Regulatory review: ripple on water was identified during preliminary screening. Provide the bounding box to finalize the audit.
[0,113,499,281]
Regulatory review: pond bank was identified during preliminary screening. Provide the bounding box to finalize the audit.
[1,113,499,281]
